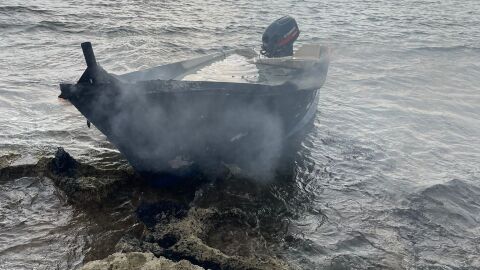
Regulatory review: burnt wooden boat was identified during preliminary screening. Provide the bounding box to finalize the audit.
[59,42,329,180]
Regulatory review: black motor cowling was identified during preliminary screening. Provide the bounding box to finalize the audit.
[261,16,300,58]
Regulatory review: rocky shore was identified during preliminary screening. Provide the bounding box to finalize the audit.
[0,148,296,270]
[81,252,203,270]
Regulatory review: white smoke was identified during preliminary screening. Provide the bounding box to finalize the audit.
[88,78,285,182]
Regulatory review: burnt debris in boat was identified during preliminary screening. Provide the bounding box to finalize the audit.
[59,27,329,182]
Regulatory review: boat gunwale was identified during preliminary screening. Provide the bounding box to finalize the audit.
[60,77,319,100]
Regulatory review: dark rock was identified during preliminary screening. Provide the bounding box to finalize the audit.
[157,233,179,249]
[136,201,188,228]
[51,147,79,177]
[144,207,291,270]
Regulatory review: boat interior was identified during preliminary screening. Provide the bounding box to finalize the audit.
[117,44,329,88]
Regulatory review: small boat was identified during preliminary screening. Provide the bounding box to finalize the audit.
[59,17,329,180]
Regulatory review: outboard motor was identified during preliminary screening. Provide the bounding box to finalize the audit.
[261,16,300,58]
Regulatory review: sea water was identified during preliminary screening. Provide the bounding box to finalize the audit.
[1,0,479,269]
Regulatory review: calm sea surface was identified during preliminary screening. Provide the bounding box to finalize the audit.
[1,0,479,269]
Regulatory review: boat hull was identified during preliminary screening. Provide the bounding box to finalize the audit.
[61,78,318,178]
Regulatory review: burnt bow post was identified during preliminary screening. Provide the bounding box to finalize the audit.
[77,42,103,85]
[81,42,97,67]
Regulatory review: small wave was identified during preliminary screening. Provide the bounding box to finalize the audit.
[25,20,87,34]
[0,22,28,30]
[412,45,480,52]
[0,5,53,15]
[418,179,480,204]
[105,26,147,36]
[383,179,480,268]
[410,179,480,230]
[162,25,203,35]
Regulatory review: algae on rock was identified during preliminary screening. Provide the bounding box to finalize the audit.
[81,252,204,270]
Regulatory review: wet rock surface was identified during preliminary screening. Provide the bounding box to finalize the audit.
[81,252,203,270]
[0,147,136,206]
[0,148,296,269]
[123,206,290,270]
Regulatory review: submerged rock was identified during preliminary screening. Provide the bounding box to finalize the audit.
[0,147,137,206]
[120,206,291,270]
[0,148,295,269]
[0,148,144,263]
[81,252,203,270]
